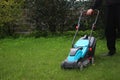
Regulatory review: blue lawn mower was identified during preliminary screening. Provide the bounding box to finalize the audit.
[61,9,99,70]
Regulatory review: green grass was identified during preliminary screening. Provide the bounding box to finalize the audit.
[0,37,120,80]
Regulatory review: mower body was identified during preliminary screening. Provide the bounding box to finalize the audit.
[61,9,99,69]
[61,35,96,69]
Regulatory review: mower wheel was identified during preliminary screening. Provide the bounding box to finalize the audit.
[61,62,65,69]
[78,62,83,71]
[90,57,94,64]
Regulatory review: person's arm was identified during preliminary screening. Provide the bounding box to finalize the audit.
[86,0,102,15]
[92,0,102,10]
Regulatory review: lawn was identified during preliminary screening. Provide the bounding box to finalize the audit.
[0,37,120,80]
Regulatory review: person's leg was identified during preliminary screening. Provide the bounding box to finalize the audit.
[117,5,120,38]
[105,5,116,55]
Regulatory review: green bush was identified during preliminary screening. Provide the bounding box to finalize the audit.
[0,0,24,38]
[63,29,105,39]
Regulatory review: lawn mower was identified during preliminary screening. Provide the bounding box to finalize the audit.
[61,9,99,70]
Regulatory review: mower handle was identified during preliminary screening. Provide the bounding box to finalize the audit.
[92,9,100,25]
[72,9,99,48]
[89,9,99,41]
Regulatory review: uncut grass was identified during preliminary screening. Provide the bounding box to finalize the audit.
[0,37,120,80]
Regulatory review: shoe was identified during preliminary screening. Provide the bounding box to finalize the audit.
[102,51,116,56]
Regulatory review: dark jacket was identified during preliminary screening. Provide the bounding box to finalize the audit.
[92,0,120,9]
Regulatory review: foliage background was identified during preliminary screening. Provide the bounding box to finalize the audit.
[0,0,106,38]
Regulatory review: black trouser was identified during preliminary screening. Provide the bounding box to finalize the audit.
[105,4,120,52]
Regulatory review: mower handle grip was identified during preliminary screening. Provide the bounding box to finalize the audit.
[83,9,99,16]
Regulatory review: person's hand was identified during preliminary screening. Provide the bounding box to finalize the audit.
[86,9,94,15]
